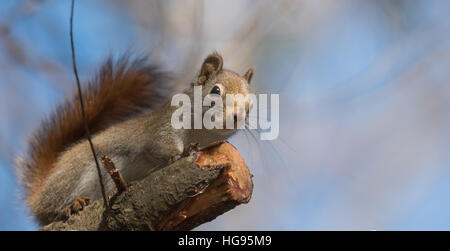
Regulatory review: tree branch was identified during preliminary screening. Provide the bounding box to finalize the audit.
[39,141,253,231]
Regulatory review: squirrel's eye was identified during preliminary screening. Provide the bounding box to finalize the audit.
[210,86,221,95]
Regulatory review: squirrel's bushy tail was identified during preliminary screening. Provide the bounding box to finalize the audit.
[17,54,170,204]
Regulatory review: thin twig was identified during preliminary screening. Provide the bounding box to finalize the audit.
[101,155,127,194]
[70,0,109,209]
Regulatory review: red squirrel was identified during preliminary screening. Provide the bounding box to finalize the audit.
[16,52,254,225]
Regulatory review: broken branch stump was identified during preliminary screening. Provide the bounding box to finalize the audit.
[39,141,253,231]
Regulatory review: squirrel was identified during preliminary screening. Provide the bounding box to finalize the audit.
[16,52,254,226]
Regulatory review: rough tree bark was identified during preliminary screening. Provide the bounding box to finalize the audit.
[40,141,253,231]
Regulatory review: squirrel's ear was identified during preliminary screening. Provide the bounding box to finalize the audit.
[244,68,254,84]
[199,53,223,82]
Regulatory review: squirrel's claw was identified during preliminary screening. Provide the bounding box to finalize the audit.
[168,142,200,165]
[183,142,200,157]
[64,196,90,218]
[73,196,90,212]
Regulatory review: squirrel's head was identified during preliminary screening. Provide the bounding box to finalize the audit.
[193,53,254,130]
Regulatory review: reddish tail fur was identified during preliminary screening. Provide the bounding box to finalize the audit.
[17,55,170,204]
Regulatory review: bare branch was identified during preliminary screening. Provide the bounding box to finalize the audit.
[39,142,253,231]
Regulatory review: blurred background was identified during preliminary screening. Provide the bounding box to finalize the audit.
[1,0,450,230]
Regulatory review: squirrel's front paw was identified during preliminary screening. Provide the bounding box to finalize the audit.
[64,196,90,218]
[182,142,200,157]
[168,142,200,164]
